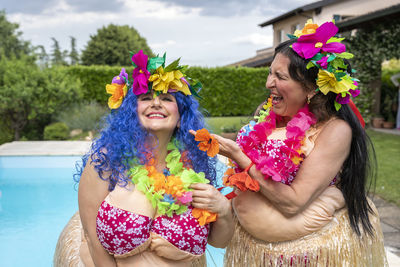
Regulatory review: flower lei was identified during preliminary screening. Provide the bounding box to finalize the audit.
[105,50,202,109]
[224,97,316,190]
[128,140,216,225]
[290,19,360,111]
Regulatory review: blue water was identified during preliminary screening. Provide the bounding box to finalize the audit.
[0,156,225,267]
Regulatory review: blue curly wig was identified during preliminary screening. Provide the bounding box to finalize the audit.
[75,89,217,191]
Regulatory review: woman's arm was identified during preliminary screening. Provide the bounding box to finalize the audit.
[215,119,352,217]
[190,183,234,248]
[78,157,117,266]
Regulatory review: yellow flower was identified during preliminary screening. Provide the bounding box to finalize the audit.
[317,70,355,95]
[294,19,319,37]
[106,83,127,109]
[149,66,191,95]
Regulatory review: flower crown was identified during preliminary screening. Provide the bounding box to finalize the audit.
[289,19,360,111]
[106,50,202,109]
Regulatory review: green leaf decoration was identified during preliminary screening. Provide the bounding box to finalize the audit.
[286,34,297,39]
[327,37,345,43]
[147,55,166,71]
[176,205,188,215]
[334,102,342,111]
[306,61,315,69]
[327,54,336,62]
[164,58,182,72]
[337,52,354,59]
[312,53,323,61]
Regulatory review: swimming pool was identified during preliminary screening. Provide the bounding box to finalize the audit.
[0,156,225,266]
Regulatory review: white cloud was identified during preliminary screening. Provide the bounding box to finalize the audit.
[232,33,273,46]
[121,0,200,19]
[150,40,177,49]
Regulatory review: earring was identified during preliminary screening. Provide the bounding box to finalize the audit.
[307,96,311,104]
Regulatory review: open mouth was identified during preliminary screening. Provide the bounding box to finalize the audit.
[147,113,166,118]
[271,95,283,105]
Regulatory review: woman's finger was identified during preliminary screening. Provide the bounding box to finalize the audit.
[189,129,196,136]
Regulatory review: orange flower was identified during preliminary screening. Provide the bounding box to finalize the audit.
[164,175,184,195]
[294,19,319,37]
[192,208,217,226]
[223,168,235,186]
[194,129,219,157]
[227,171,260,192]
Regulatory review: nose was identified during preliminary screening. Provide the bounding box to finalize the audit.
[151,95,161,107]
[266,73,274,89]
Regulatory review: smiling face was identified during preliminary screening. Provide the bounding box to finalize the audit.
[137,92,180,138]
[266,53,315,123]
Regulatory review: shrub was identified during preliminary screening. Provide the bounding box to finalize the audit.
[56,101,108,131]
[0,57,83,140]
[62,65,269,116]
[43,122,70,140]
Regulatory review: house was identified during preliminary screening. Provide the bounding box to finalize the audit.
[230,0,400,67]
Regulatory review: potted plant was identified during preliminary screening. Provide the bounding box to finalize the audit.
[221,125,239,141]
[371,115,384,128]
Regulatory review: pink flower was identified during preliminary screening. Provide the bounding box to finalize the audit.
[316,56,329,69]
[177,191,192,204]
[292,22,346,59]
[131,50,150,95]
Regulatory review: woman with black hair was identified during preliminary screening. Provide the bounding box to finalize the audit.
[215,20,387,266]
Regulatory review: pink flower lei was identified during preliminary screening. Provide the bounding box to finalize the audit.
[237,97,316,184]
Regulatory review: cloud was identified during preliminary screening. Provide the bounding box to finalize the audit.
[153,0,315,17]
[5,0,316,67]
[150,40,177,49]
[232,33,273,46]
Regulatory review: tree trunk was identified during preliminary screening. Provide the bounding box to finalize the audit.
[370,75,382,116]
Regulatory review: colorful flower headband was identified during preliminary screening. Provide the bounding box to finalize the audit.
[289,19,360,111]
[106,50,202,109]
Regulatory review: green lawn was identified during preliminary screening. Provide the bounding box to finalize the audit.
[206,117,400,206]
[367,129,400,206]
[205,116,251,135]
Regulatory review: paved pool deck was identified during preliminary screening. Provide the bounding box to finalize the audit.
[1,140,399,266]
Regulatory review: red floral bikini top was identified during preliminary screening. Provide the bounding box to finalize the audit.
[96,199,209,260]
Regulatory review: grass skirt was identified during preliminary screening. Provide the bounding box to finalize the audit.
[224,205,388,267]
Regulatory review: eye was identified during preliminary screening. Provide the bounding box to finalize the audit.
[140,96,152,101]
[161,94,174,102]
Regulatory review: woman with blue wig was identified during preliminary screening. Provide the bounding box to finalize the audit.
[54,51,234,267]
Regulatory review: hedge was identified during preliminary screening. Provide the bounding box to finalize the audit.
[63,65,269,116]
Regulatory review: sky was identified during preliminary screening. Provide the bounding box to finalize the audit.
[4,0,316,67]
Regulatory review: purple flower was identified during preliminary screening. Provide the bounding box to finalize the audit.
[292,22,346,59]
[336,93,350,104]
[131,50,150,95]
[316,56,329,69]
[349,89,360,97]
[112,68,128,85]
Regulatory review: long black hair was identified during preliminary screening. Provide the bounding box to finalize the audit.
[274,39,376,236]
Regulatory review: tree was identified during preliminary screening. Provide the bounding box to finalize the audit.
[34,45,49,68]
[0,56,82,140]
[81,24,154,66]
[0,10,31,58]
[50,37,68,66]
[69,36,79,65]
[347,17,400,121]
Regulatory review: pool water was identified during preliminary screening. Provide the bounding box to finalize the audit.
[0,156,225,267]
